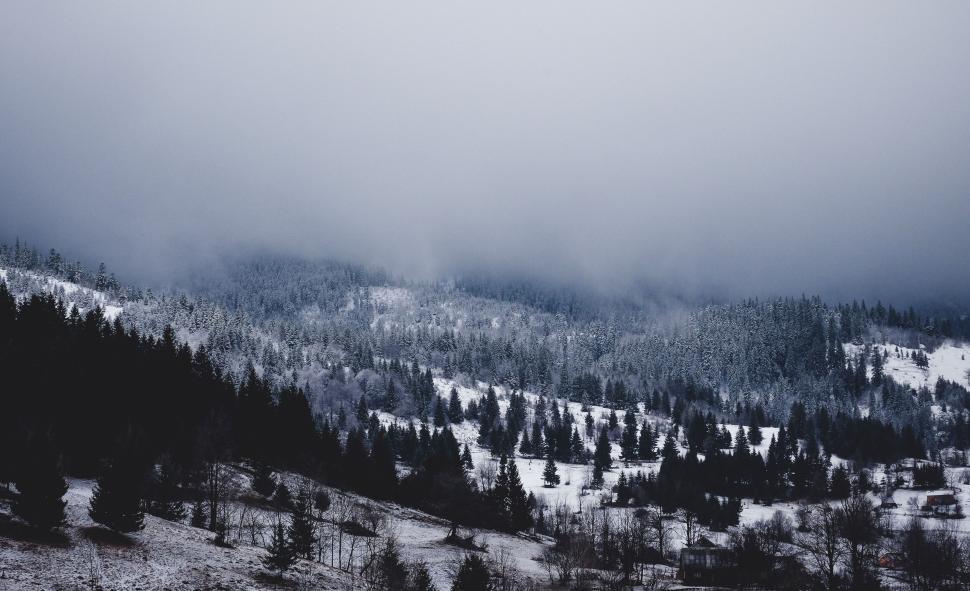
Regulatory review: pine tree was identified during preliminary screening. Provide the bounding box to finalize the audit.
[570,428,585,462]
[288,490,316,559]
[830,465,851,499]
[451,553,491,591]
[734,427,750,458]
[89,446,146,533]
[461,444,474,470]
[13,432,68,531]
[507,461,532,531]
[748,419,763,446]
[620,409,639,463]
[518,429,533,456]
[448,387,464,423]
[409,562,436,591]
[190,498,207,528]
[263,516,296,580]
[147,460,186,522]
[273,482,293,511]
[532,423,546,457]
[369,428,398,497]
[614,472,631,505]
[871,351,883,386]
[252,462,277,497]
[542,455,560,487]
[661,429,679,462]
[384,379,399,412]
[594,425,613,471]
[638,422,656,461]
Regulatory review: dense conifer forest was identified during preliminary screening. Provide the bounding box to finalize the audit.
[2,242,970,589]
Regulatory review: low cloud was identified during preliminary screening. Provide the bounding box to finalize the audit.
[2,1,969,303]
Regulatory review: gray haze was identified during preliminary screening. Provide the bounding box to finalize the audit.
[2,1,969,303]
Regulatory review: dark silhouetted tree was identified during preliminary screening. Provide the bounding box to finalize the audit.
[451,553,491,591]
[89,443,147,533]
[263,516,296,579]
[542,455,560,487]
[13,431,68,531]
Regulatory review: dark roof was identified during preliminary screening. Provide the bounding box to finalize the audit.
[925,493,957,505]
[694,535,718,548]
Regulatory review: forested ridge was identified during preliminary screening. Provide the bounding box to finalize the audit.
[3,239,970,457]
[4,241,970,589]
[3,241,967,408]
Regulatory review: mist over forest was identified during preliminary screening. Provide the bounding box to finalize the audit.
[3,2,970,305]
[3,2,970,590]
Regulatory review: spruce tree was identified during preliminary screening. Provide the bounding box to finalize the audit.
[273,482,293,511]
[734,427,750,458]
[661,429,679,462]
[518,429,533,456]
[748,419,763,446]
[532,424,545,458]
[288,490,316,559]
[252,462,277,497]
[570,428,585,462]
[451,553,491,591]
[263,517,296,580]
[461,444,474,470]
[434,397,447,427]
[89,448,146,533]
[380,379,397,412]
[542,455,560,487]
[13,431,68,531]
[190,498,207,528]
[638,422,656,461]
[620,409,639,463]
[448,387,464,423]
[356,395,369,425]
[410,562,436,591]
[594,425,613,471]
[830,465,851,499]
[147,460,186,522]
[871,352,884,386]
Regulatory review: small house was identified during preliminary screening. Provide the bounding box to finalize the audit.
[878,497,898,511]
[921,493,958,516]
[679,541,737,586]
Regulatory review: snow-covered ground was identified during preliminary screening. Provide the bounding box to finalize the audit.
[0,478,350,590]
[845,340,970,391]
[0,266,124,321]
[410,378,782,514]
[0,470,554,591]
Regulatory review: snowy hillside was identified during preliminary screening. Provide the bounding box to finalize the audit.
[0,469,554,590]
[845,340,970,391]
[392,378,782,512]
[0,266,124,321]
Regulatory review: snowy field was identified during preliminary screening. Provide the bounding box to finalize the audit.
[845,340,970,391]
[0,471,554,591]
[429,378,778,509]
[0,478,348,590]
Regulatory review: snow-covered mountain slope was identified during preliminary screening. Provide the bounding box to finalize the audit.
[845,340,970,391]
[0,478,349,590]
[0,266,124,321]
[382,378,780,512]
[0,468,553,591]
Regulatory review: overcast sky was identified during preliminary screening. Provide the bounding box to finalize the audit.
[2,2,969,303]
